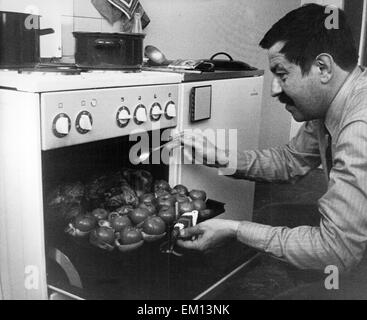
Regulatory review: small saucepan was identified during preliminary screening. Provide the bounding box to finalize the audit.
[0,11,54,68]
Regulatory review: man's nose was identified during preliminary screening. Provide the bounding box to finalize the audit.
[271,77,283,97]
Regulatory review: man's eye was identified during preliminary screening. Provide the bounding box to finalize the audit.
[277,73,287,81]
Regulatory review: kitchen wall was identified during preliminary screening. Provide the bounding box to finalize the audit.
[0,0,302,148]
[139,0,301,149]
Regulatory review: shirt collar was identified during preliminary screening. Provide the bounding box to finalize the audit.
[324,66,363,138]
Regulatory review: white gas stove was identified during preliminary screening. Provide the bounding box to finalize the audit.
[0,69,184,299]
[0,66,264,300]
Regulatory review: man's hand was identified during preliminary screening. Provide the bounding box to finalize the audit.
[176,219,240,251]
[171,131,230,168]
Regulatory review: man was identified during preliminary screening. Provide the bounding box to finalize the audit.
[173,4,367,298]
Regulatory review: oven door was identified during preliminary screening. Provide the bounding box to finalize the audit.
[42,135,257,300]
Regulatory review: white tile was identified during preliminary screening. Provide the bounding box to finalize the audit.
[0,0,28,12]
[59,0,74,16]
[74,17,102,32]
[73,0,102,18]
[60,56,76,64]
[61,15,75,57]
[40,12,62,58]
[101,19,122,33]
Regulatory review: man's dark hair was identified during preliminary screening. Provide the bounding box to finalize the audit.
[259,3,358,74]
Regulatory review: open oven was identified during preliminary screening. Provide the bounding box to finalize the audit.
[0,69,261,300]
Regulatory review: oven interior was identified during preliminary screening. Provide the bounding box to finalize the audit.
[42,133,256,300]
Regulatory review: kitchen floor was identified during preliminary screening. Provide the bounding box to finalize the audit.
[213,168,328,300]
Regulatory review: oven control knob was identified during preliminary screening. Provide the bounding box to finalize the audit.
[76,111,93,134]
[165,102,177,119]
[117,107,132,128]
[134,105,148,124]
[150,103,163,121]
[53,114,71,138]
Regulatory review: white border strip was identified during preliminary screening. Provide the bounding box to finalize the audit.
[359,0,367,66]
[193,253,261,300]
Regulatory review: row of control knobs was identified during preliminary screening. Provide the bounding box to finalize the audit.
[52,102,177,138]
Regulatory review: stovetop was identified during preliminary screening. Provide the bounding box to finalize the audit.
[19,64,84,75]
[0,64,184,93]
[0,63,264,93]
[142,66,264,82]
[2,62,146,75]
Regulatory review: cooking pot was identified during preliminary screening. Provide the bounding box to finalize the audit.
[0,11,54,68]
[206,52,257,71]
[73,32,145,70]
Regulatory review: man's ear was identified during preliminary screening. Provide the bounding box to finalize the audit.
[315,53,334,84]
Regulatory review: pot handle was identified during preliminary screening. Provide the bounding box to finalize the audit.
[37,28,55,36]
[210,52,233,61]
[94,39,124,48]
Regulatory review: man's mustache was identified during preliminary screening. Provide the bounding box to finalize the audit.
[278,93,295,105]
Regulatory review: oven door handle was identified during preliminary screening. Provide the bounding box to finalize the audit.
[48,247,83,289]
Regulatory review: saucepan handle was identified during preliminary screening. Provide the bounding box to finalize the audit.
[94,39,124,48]
[37,28,55,36]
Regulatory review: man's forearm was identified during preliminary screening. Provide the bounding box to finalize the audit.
[224,121,322,182]
[235,220,358,273]
[229,146,320,183]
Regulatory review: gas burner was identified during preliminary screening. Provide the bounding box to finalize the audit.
[18,67,82,76]
[15,63,83,75]
[2,63,144,76]
[18,69,82,76]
